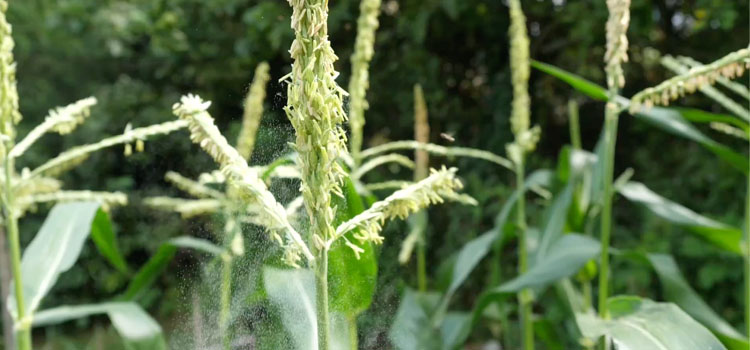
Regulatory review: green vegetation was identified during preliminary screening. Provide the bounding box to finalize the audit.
[0,0,748,349]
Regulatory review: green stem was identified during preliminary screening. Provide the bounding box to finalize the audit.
[3,156,31,350]
[316,248,330,350]
[220,256,232,350]
[745,142,750,342]
[568,100,582,150]
[516,160,534,350]
[416,230,427,293]
[347,314,358,350]
[598,103,620,350]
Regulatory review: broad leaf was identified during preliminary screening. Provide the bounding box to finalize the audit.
[442,169,554,301]
[619,181,742,254]
[531,60,748,174]
[264,267,318,350]
[389,289,443,350]
[90,210,130,274]
[328,176,377,315]
[577,296,727,350]
[34,302,166,350]
[644,254,747,349]
[120,236,224,301]
[501,234,600,293]
[9,202,102,318]
[633,107,748,174]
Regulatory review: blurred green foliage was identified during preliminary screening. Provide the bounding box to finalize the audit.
[6,0,749,348]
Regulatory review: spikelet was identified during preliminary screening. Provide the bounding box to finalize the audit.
[285,0,350,248]
[333,167,463,256]
[413,84,429,181]
[17,190,127,207]
[710,122,748,140]
[660,56,749,119]
[165,171,225,199]
[172,94,313,265]
[16,190,128,218]
[364,180,412,191]
[0,0,20,143]
[29,120,187,178]
[352,153,414,180]
[605,0,631,90]
[144,197,223,218]
[13,176,62,198]
[630,48,750,113]
[236,62,271,160]
[361,140,513,169]
[506,0,540,165]
[348,0,382,161]
[9,97,97,158]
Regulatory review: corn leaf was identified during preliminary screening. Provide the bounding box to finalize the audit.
[618,181,742,254]
[9,202,103,318]
[643,254,747,349]
[328,176,377,316]
[90,209,130,275]
[119,236,224,301]
[263,267,351,350]
[576,296,727,350]
[531,60,748,174]
[33,302,166,350]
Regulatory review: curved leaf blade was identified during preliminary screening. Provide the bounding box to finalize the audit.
[90,210,130,275]
[619,181,742,254]
[33,302,166,350]
[9,202,102,317]
[578,296,726,350]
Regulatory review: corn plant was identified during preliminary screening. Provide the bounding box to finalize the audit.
[0,3,188,350]
[144,62,274,350]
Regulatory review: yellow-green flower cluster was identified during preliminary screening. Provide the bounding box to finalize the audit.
[605,0,631,90]
[29,120,187,178]
[507,0,540,165]
[10,97,97,158]
[348,0,382,161]
[284,0,350,249]
[333,167,463,254]
[144,197,223,219]
[630,48,749,113]
[0,0,20,144]
[237,62,270,160]
[172,94,313,266]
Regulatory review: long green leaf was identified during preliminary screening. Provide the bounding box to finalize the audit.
[618,181,742,254]
[532,60,748,174]
[443,169,554,300]
[90,210,130,275]
[576,296,727,350]
[633,107,748,174]
[643,254,747,349]
[119,236,223,301]
[328,176,377,315]
[389,289,443,350]
[501,234,600,293]
[458,234,601,349]
[263,267,351,350]
[33,302,166,350]
[530,60,608,101]
[9,202,102,318]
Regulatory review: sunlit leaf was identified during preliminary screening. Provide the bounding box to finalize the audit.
[619,181,742,254]
[328,176,377,316]
[9,202,102,317]
[90,209,130,275]
[577,296,727,350]
[33,302,166,350]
